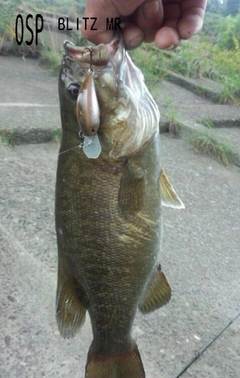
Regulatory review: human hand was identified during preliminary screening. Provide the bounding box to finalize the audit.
[81,0,207,49]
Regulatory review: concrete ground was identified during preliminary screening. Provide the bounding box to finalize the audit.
[0,55,240,378]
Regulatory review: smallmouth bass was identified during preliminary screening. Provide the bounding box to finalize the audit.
[55,38,184,378]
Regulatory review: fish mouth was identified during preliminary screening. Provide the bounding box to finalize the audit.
[60,37,159,160]
[62,38,123,139]
[63,38,121,68]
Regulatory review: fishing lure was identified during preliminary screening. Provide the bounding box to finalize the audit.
[63,45,102,159]
[77,47,101,158]
[76,64,100,136]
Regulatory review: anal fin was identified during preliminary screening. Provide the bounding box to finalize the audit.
[56,268,87,339]
[159,169,185,209]
[139,264,171,314]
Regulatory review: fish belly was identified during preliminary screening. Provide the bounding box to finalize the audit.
[55,134,162,352]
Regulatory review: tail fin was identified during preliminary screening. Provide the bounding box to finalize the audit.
[85,342,145,378]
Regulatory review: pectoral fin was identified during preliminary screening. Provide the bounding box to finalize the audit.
[159,169,185,209]
[118,160,145,217]
[139,265,171,314]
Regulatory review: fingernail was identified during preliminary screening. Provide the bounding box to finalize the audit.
[142,1,160,19]
[129,35,143,48]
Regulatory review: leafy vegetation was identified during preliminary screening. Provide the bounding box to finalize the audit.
[0,0,26,55]
[129,45,169,85]
[200,119,214,129]
[190,132,235,166]
[51,129,62,143]
[161,99,182,137]
[0,130,14,147]
[207,0,240,15]
[225,0,240,16]
[0,0,86,59]
[131,9,240,104]
[203,11,240,50]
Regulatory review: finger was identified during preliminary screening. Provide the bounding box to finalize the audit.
[178,0,207,38]
[122,23,145,49]
[81,0,119,44]
[155,26,180,48]
[155,3,181,48]
[81,0,145,44]
[122,23,155,48]
[134,0,164,36]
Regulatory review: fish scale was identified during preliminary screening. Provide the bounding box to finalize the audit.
[55,38,183,378]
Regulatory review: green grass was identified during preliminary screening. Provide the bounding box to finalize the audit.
[162,103,182,137]
[51,129,62,143]
[130,45,168,85]
[190,131,235,166]
[218,76,240,105]
[200,119,214,129]
[130,35,240,105]
[0,131,14,147]
[39,47,62,74]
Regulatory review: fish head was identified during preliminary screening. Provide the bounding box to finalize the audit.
[59,38,160,160]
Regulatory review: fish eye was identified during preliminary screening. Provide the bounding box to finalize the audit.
[68,83,80,99]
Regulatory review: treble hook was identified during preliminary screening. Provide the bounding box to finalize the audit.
[89,47,94,73]
[81,46,94,74]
